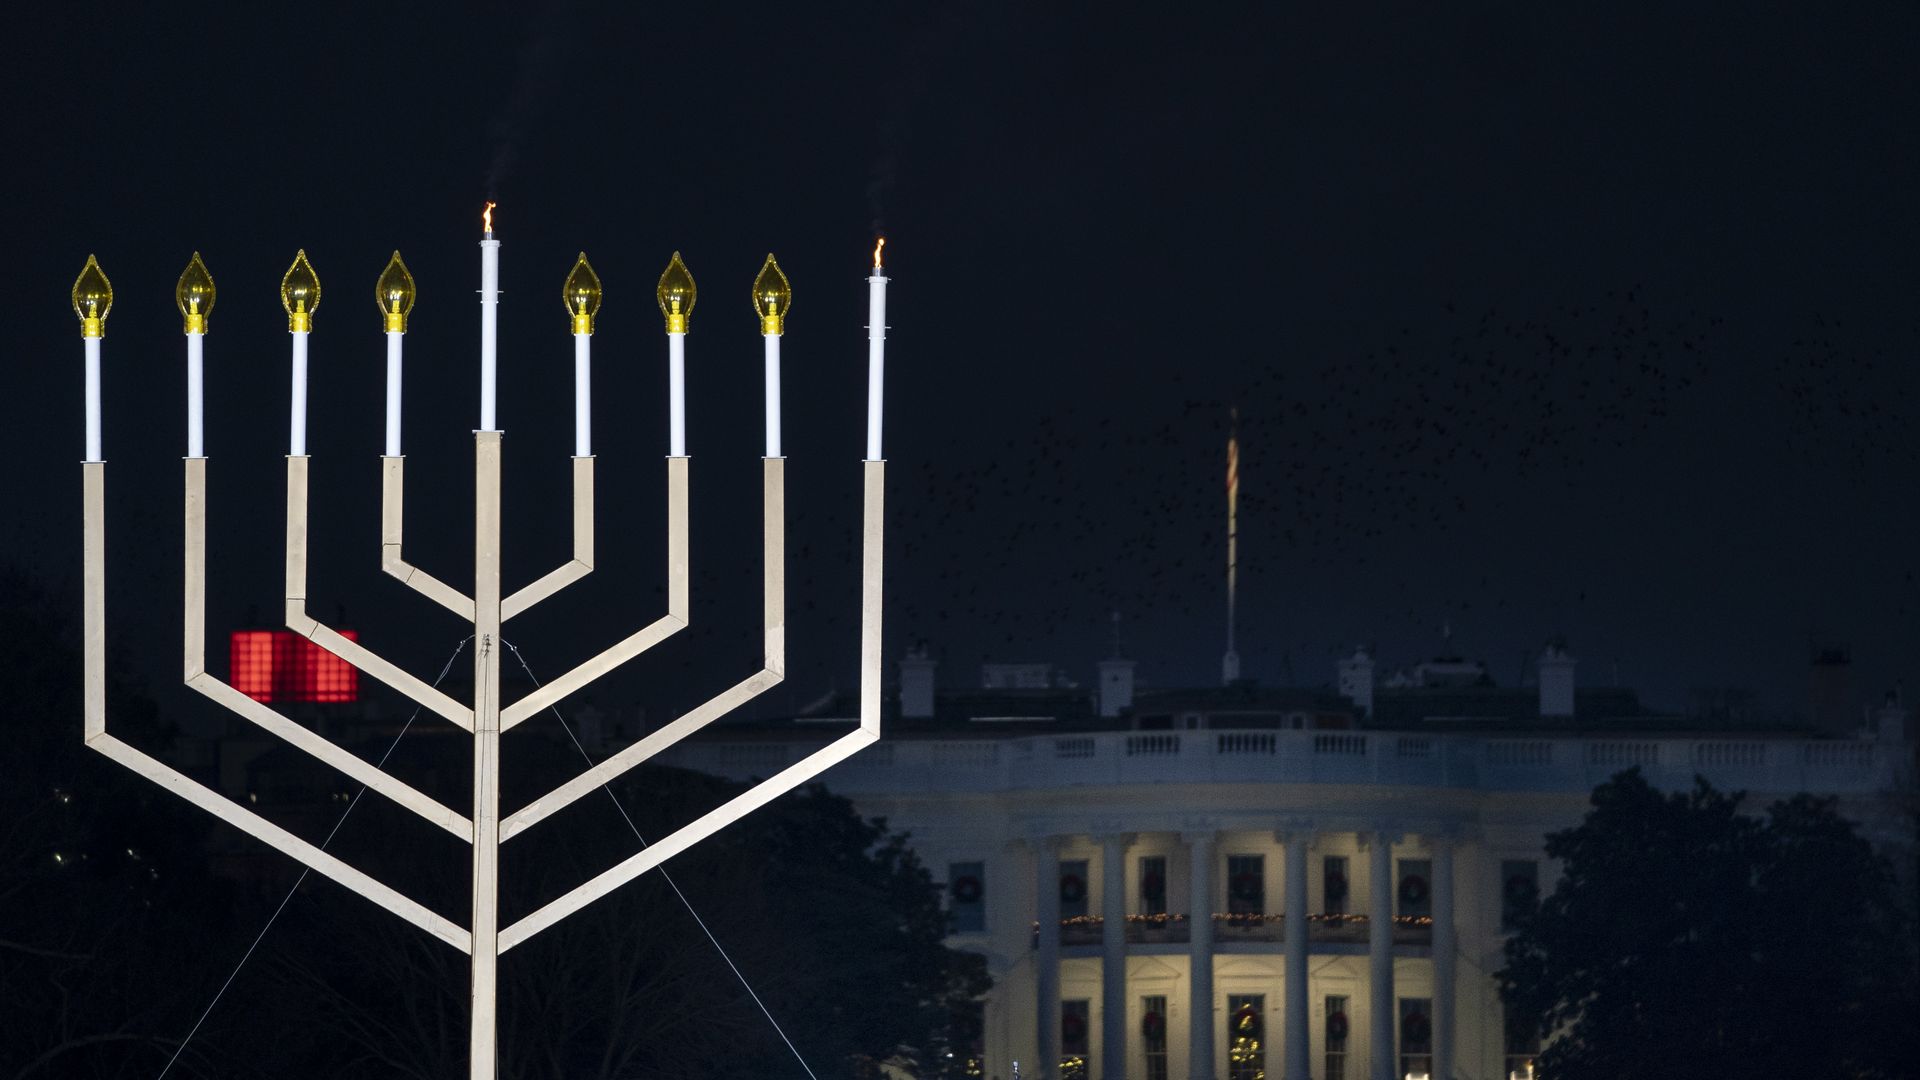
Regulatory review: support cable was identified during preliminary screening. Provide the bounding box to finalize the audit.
[156,638,471,1080]
[500,639,819,1080]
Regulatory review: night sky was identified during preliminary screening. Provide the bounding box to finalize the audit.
[6,2,1918,730]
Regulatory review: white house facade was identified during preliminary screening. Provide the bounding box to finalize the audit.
[663,649,1913,1080]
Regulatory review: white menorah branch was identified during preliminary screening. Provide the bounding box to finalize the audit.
[78,240,889,1080]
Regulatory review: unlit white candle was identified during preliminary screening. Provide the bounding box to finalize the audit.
[385,330,403,457]
[668,331,686,456]
[866,270,888,461]
[574,332,592,457]
[764,332,781,458]
[480,236,500,431]
[84,337,102,462]
[290,330,309,456]
[186,331,204,458]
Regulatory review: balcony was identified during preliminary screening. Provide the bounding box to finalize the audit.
[670,729,1898,799]
[1032,912,1433,949]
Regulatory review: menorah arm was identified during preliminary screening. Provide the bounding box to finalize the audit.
[497,456,692,731]
[382,456,475,620]
[498,728,874,953]
[287,456,475,731]
[501,456,594,622]
[185,459,471,840]
[496,461,884,953]
[500,668,780,840]
[83,462,471,953]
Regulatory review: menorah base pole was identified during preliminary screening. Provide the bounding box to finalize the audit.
[471,431,504,1080]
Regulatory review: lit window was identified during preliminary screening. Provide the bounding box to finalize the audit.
[229,630,360,703]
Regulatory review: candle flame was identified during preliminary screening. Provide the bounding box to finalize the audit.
[873,236,885,269]
[483,202,496,233]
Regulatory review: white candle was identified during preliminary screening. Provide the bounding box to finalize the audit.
[668,331,686,456]
[85,337,102,462]
[290,331,309,456]
[480,232,500,431]
[764,332,781,458]
[574,331,592,457]
[385,330,403,457]
[186,331,204,457]
[866,258,888,461]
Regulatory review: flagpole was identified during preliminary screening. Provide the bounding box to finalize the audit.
[1223,408,1240,685]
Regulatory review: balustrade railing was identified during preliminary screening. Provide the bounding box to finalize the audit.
[669,728,1896,796]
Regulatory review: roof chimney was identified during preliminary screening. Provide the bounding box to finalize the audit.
[1538,639,1576,718]
[1809,646,1853,736]
[1098,659,1136,718]
[900,643,937,720]
[1337,645,1375,718]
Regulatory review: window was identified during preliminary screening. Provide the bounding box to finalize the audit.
[1061,999,1090,1080]
[1226,994,1265,1080]
[1060,859,1090,919]
[1139,855,1167,915]
[948,860,985,933]
[1141,994,1169,1080]
[1324,994,1350,1080]
[229,629,360,703]
[1227,855,1265,915]
[1396,858,1432,919]
[1322,855,1349,914]
[1399,997,1432,1079]
[1501,859,1539,931]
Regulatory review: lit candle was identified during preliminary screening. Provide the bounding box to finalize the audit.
[72,256,112,462]
[481,202,500,431]
[752,254,791,458]
[866,238,888,461]
[656,253,696,456]
[280,251,321,456]
[375,252,417,456]
[564,253,603,457]
[175,253,215,457]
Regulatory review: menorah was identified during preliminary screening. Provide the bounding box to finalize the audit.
[73,215,892,1079]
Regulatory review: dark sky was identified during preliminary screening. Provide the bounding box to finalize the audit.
[5,2,1918,729]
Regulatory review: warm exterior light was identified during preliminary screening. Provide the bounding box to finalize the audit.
[175,253,216,334]
[375,251,416,333]
[656,251,695,333]
[751,254,791,336]
[72,255,113,338]
[280,250,321,332]
[564,253,603,334]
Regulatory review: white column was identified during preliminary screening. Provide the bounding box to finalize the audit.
[866,269,887,460]
[1036,837,1064,1080]
[668,331,687,457]
[1432,837,1456,1080]
[573,332,592,457]
[84,336,102,462]
[1368,831,1395,1080]
[1185,830,1216,1080]
[763,332,781,458]
[1280,829,1311,1080]
[186,332,204,458]
[1101,833,1133,1080]
[385,330,403,457]
[479,237,499,431]
[289,330,309,456]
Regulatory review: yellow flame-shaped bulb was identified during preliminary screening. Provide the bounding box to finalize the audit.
[174,253,216,334]
[751,254,791,336]
[375,252,416,333]
[564,253,603,334]
[280,250,322,332]
[72,255,114,338]
[656,252,696,333]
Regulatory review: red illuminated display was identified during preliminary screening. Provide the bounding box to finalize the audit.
[229,630,360,703]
